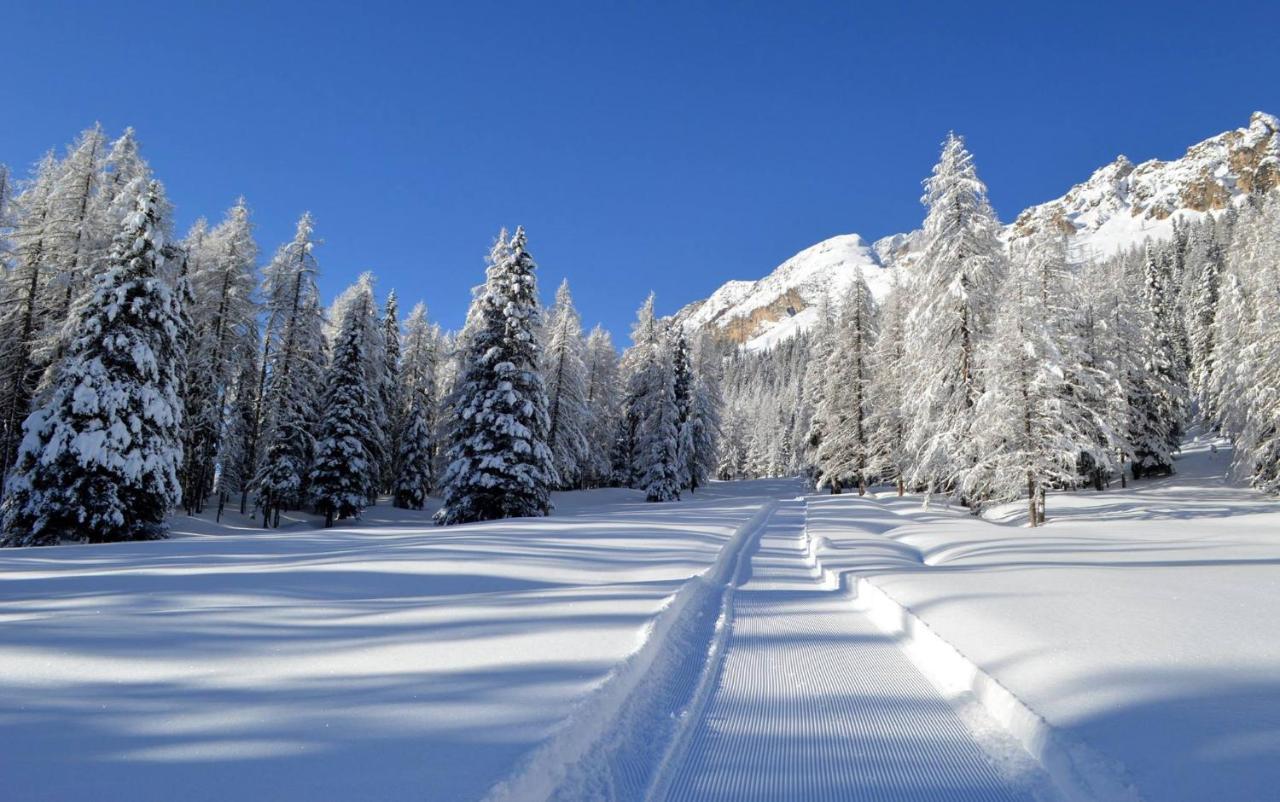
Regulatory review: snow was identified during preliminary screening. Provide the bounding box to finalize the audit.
[4,436,1280,800]
[0,480,795,802]
[679,234,889,351]
[806,434,1280,802]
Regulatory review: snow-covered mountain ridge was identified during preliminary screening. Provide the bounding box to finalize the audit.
[680,111,1279,350]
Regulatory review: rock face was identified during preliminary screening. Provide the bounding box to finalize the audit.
[1008,110,1279,259]
[681,112,1279,350]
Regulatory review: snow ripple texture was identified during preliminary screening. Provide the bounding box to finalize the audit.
[660,500,1032,802]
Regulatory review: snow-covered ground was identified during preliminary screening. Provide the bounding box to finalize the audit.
[808,434,1280,802]
[4,443,1279,801]
[0,480,797,801]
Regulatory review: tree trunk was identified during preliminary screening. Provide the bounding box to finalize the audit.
[1027,475,1037,527]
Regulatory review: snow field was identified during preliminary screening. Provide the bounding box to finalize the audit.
[805,437,1280,802]
[0,483,788,802]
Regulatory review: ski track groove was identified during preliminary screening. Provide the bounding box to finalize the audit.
[659,499,1033,802]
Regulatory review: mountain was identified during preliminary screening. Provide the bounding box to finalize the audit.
[680,111,1279,350]
[673,234,886,352]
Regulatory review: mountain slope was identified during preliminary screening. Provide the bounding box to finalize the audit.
[681,112,1279,350]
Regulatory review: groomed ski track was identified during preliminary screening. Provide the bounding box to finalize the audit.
[656,498,1033,802]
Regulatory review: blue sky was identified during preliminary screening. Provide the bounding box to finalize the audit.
[3,1,1277,340]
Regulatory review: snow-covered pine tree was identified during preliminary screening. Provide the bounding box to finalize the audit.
[399,301,440,491]
[614,295,661,486]
[1224,193,1280,490]
[903,133,1004,499]
[1,181,184,546]
[541,280,590,489]
[581,325,620,488]
[814,269,875,494]
[867,266,910,495]
[435,227,555,525]
[1128,242,1188,479]
[393,395,433,509]
[800,292,835,467]
[0,154,60,484]
[254,213,326,527]
[1183,216,1226,417]
[963,231,1110,523]
[671,326,695,489]
[637,322,682,502]
[311,280,378,526]
[44,125,109,326]
[684,329,724,493]
[378,290,403,494]
[217,332,262,519]
[178,199,258,513]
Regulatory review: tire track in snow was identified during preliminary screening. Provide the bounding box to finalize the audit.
[658,499,1034,802]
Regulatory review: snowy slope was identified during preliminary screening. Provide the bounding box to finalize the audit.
[0,483,796,802]
[674,233,887,350]
[806,435,1280,802]
[682,111,1279,350]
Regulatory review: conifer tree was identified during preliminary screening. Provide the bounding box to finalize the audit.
[541,280,590,488]
[814,269,875,494]
[378,290,403,493]
[435,228,555,525]
[1129,243,1187,479]
[868,267,910,495]
[903,133,1004,498]
[0,154,59,484]
[393,395,433,509]
[581,325,620,488]
[254,214,325,526]
[684,329,723,493]
[311,281,378,526]
[178,199,258,512]
[2,182,183,545]
[637,324,682,502]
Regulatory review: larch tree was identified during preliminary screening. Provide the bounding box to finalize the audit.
[581,325,620,488]
[2,182,184,546]
[435,227,555,525]
[903,132,1004,499]
[178,198,258,513]
[814,269,876,494]
[541,279,590,489]
[867,267,910,495]
[0,154,60,485]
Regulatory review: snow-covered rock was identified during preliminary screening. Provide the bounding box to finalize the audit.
[682,112,1279,350]
[674,233,886,350]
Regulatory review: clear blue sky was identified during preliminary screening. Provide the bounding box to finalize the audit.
[3,1,1277,340]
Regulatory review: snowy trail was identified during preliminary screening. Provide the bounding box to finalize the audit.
[657,499,1033,802]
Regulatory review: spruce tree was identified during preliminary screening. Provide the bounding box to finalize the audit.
[684,329,723,493]
[311,281,378,526]
[638,326,682,502]
[435,228,555,524]
[393,395,433,509]
[2,182,184,545]
[254,214,325,526]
